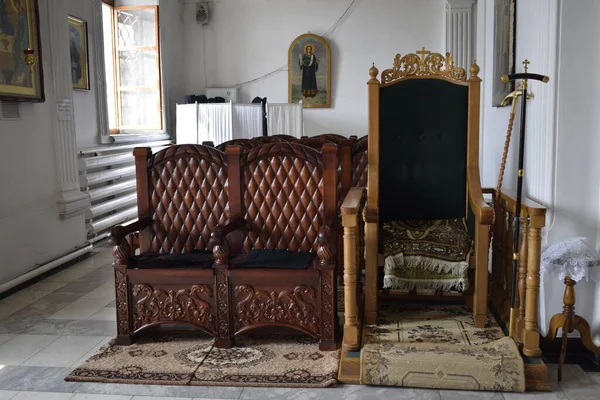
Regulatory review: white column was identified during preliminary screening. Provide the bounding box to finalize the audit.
[47,0,90,218]
[446,0,477,70]
[92,0,113,144]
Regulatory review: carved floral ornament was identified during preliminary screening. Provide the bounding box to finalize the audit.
[378,47,474,84]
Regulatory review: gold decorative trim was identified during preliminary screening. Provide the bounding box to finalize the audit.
[380,47,468,84]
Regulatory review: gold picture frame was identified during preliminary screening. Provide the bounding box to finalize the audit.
[68,15,89,90]
[288,33,331,108]
[0,0,45,102]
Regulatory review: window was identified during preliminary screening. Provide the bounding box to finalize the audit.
[102,4,162,132]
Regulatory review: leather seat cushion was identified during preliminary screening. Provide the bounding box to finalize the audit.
[234,249,316,269]
[130,249,214,269]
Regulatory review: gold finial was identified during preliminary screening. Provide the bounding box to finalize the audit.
[369,63,378,80]
[470,60,480,77]
[416,47,431,61]
[523,59,531,73]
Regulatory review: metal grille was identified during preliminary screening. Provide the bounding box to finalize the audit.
[79,140,170,242]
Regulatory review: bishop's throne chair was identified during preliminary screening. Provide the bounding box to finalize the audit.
[341,49,492,350]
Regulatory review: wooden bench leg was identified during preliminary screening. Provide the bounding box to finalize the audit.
[319,267,337,351]
[215,265,234,348]
[114,266,135,345]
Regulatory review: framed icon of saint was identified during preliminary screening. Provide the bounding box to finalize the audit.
[288,33,331,108]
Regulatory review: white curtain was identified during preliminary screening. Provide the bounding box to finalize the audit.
[175,104,198,144]
[198,103,233,144]
[267,103,303,138]
[232,104,263,139]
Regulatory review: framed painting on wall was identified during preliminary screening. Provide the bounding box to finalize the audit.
[492,0,516,106]
[288,33,331,108]
[0,0,44,102]
[68,15,89,90]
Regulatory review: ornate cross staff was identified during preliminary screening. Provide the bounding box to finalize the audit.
[501,60,549,337]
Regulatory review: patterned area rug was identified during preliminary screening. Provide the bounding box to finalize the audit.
[360,303,525,392]
[65,331,339,388]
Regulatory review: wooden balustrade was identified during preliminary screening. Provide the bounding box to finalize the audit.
[486,188,546,357]
[341,187,367,351]
[339,186,546,358]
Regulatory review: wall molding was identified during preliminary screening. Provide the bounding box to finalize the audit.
[446,0,477,70]
[92,0,113,144]
[47,0,90,219]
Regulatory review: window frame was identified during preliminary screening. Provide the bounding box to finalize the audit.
[104,4,163,133]
[102,1,119,134]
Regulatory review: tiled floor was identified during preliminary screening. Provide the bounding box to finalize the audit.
[0,248,598,400]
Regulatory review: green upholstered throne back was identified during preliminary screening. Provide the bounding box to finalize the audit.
[379,79,468,223]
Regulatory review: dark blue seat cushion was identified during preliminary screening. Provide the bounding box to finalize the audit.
[234,249,316,269]
[130,249,214,269]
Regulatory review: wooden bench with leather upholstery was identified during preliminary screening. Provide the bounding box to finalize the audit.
[109,144,230,345]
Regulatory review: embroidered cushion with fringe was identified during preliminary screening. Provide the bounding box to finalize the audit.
[380,219,472,291]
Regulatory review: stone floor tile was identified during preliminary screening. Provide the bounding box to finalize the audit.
[0,334,60,365]
[0,366,82,392]
[86,308,116,322]
[26,319,116,337]
[11,392,74,399]
[75,383,208,398]
[22,335,106,367]
[0,391,18,400]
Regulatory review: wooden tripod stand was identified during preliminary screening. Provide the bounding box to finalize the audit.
[545,276,600,381]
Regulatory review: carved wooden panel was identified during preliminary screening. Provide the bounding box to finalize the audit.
[215,269,230,339]
[115,269,130,336]
[131,284,215,334]
[232,285,320,336]
[321,271,335,341]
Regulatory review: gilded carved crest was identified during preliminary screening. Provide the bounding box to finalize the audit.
[379,47,469,84]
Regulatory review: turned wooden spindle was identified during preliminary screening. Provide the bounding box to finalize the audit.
[517,218,529,336]
[522,220,543,357]
[342,222,359,351]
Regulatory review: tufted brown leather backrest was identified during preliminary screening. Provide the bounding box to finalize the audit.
[237,142,336,253]
[310,133,348,144]
[137,145,229,254]
[215,138,260,152]
[351,136,368,187]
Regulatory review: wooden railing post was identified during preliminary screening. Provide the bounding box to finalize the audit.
[522,214,544,357]
[342,213,359,351]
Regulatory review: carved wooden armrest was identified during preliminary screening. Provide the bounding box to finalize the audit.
[341,187,366,219]
[209,217,247,265]
[468,167,493,225]
[317,216,335,267]
[108,218,150,264]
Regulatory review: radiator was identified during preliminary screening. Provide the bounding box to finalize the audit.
[78,140,171,242]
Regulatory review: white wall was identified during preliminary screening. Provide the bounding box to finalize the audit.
[182,0,446,137]
[0,0,87,287]
[543,0,600,345]
[478,0,600,345]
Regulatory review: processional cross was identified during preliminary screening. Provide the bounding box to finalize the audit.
[416,47,431,61]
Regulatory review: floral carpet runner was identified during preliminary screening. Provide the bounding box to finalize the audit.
[65,331,339,388]
[360,304,526,392]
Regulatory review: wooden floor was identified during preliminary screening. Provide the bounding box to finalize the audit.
[337,349,361,384]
